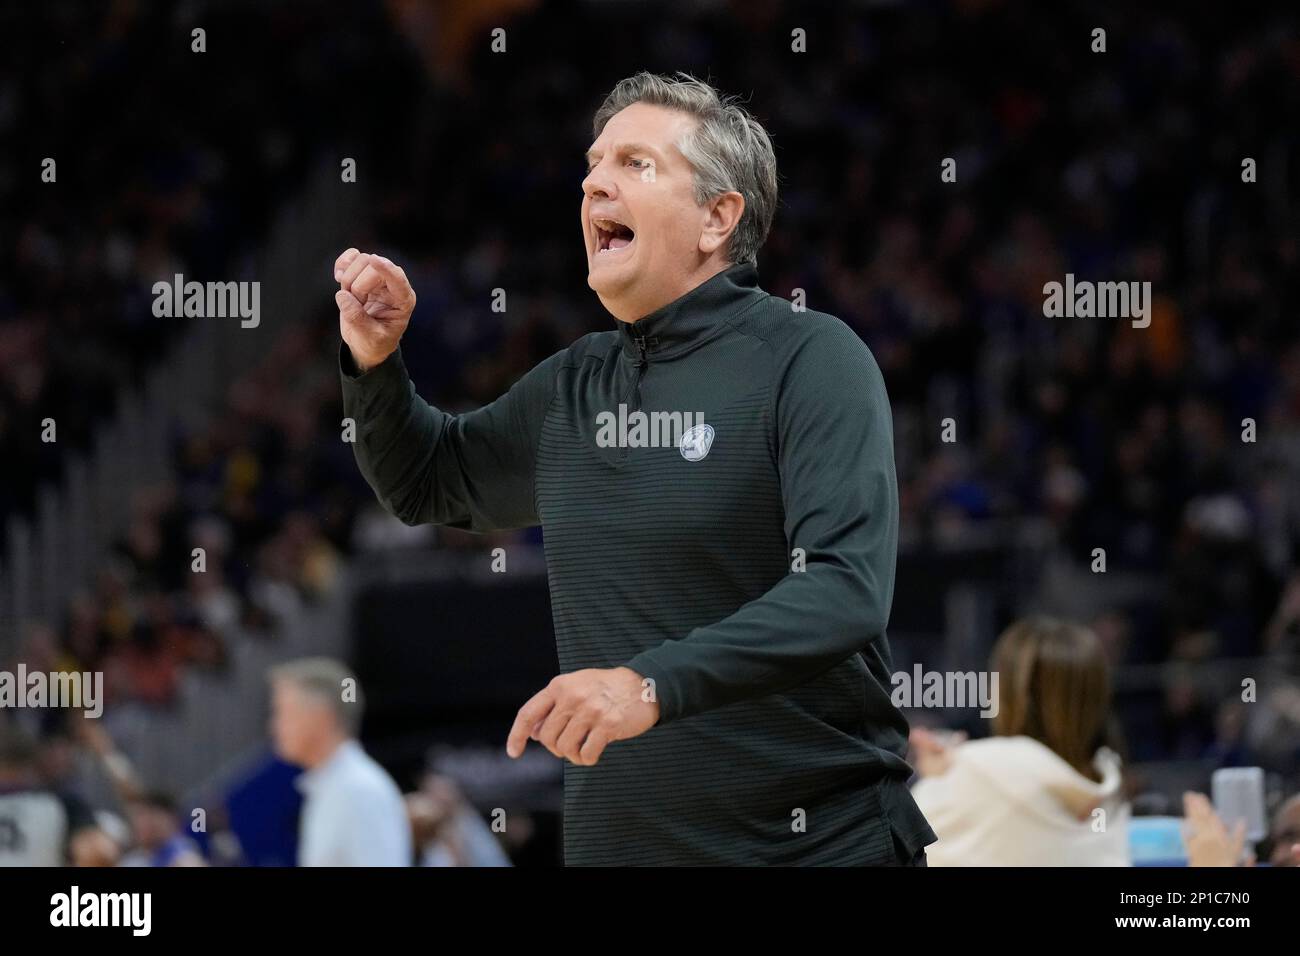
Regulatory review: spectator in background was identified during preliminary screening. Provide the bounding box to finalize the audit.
[268,657,411,866]
[405,773,512,867]
[0,722,109,866]
[118,792,206,867]
[1184,790,1300,867]
[909,617,1130,866]
[1266,794,1300,867]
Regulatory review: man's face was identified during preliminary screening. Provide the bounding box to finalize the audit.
[127,803,173,850]
[581,103,708,318]
[1269,797,1300,866]
[269,681,317,766]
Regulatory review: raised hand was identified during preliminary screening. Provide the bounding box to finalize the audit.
[335,248,417,372]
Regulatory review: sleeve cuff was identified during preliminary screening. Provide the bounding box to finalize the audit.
[339,342,407,391]
[624,647,683,727]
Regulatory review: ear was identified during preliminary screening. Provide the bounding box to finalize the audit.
[699,191,745,256]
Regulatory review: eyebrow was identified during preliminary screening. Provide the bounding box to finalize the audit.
[583,142,664,168]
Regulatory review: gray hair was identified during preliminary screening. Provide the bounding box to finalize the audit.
[269,657,364,737]
[592,71,778,266]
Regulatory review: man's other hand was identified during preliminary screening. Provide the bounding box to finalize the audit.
[335,248,417,372]
[507,667,660,766]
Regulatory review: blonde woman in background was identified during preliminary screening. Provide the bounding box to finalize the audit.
[910,617,1131,866]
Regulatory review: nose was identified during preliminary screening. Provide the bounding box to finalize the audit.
[582,158,617,202]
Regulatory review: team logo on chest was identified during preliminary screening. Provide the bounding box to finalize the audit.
[679,423,715,461]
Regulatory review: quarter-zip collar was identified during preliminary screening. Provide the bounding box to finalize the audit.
[617,261,763,364]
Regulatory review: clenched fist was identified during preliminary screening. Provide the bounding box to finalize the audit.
[334,248,417,373]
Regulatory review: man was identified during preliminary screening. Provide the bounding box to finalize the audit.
[336,72,936,865]
[1266,794,1300,866]
[268,658,411,866]
[1184,790,1300,867]
[0,723,104,866]
[118,792,206,867]
[406,773,513,867]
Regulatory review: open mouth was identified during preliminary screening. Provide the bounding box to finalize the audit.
[593,217,635,255]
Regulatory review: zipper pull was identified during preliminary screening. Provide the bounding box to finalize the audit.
[633,332,658,367]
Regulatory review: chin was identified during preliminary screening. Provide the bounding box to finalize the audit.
[587,264,631,295]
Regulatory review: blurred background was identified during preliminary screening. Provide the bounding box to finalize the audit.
[0,0,1297,866]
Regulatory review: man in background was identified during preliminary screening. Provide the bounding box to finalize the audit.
[118,792,206,867]
[268,658,411,866]
[0,722,107,866]
[406,772,512,867]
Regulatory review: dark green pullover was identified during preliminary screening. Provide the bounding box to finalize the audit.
[340,261,936,865]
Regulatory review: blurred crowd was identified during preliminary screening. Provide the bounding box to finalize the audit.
[0,1,418,536]
[2,3,422,703]
[0,0,1297,864]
